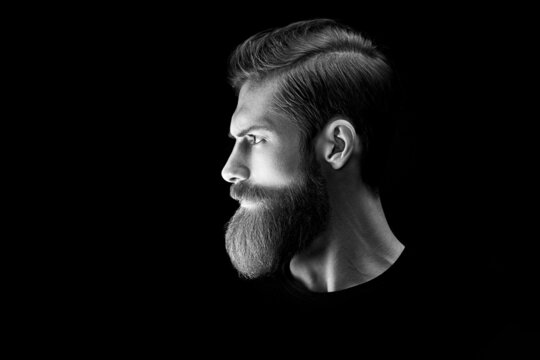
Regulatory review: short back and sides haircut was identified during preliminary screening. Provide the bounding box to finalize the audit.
[228,19,399,193]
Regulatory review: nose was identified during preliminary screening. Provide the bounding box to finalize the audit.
[221,146,249,184]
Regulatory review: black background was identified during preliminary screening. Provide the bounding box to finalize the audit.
[73,4,537,356]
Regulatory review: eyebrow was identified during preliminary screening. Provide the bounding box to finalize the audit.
[228,125,275,139]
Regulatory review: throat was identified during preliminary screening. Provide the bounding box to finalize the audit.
[289,235,405,293]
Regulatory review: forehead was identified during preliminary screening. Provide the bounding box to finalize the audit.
[236,81,276,116]
[230,81,290,133]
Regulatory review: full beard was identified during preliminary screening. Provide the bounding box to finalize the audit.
[225,151,329,279]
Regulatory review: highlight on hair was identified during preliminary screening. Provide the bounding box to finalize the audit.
[228,18,400,193]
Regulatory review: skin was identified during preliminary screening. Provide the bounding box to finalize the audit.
[222,80,405,293]
[223,81,304,191]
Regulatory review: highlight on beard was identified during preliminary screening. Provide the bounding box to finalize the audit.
[225,204,281,279]
[230,181,300,209]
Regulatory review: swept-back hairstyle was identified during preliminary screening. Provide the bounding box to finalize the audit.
[228,19,399,193]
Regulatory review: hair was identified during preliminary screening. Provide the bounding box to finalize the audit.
[228,18,400,193]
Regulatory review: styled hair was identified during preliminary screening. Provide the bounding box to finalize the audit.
[228,19,399,193]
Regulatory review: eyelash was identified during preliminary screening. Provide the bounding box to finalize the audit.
[247,135,264,145]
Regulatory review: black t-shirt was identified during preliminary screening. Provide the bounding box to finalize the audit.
[218,245,503,358]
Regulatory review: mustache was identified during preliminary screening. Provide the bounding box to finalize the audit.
[230,182,273,202]
[230,182,298,203]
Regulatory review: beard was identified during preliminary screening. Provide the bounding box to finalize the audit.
[225,149,330,279]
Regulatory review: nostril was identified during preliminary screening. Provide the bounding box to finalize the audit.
[222,165,249,184]
[221,171,238,184]
[222,173,233,184]
[221,166,233,183]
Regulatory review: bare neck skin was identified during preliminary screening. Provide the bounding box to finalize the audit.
[290,173,404,293]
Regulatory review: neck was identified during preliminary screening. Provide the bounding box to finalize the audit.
[289,182,404,293]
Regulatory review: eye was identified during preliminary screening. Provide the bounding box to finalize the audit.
[247,135,264,145]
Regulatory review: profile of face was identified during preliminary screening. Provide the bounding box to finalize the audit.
[222,81,330,279]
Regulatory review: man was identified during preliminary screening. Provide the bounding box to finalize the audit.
[218,19,501,357]
[222,18,404,293]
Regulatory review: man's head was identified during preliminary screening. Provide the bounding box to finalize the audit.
[222,19,397,279]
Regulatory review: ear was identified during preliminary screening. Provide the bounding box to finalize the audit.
[317,119,360,170]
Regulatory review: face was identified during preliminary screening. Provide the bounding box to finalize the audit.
[223,81,304,189]
[222,81,330,279]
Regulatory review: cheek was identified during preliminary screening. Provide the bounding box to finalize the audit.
[271,151,300,175]
[254,147,303,186]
